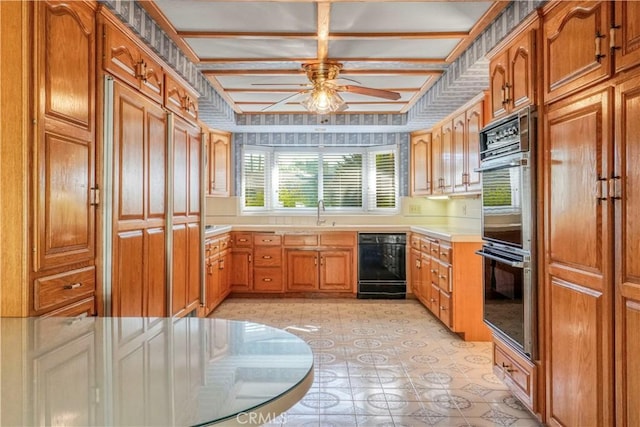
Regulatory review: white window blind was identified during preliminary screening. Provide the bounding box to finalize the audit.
[275,152,318,208]
[242,145,398,213]
[243,152,266,208]
[368,150,397,210]
[322,153,363,208]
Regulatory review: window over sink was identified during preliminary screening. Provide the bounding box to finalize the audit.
[241,145,398,214]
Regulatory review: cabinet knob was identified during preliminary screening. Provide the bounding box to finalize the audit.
[262,255,272,259]
[263,278,272,282]
[64,282,82,290]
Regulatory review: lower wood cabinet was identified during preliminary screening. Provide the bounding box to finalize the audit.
[410,232,490,341]
[493,334,537,413]
[204,233,231,315]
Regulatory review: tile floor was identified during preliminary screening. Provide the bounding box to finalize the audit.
[211,298,542,427]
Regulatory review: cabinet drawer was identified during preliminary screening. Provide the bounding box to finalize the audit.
[429,242,440,258]
[319,232,355,247]
[253,267,283,292]
[284,234,318,246]
[410,235,422,251]
[219,234,231,252]
[205,238,220,259]
[419,238,431,254]
[232,232,253,248]
[34,267,96,312]
[254,247,282,267]
[254,234,282,246]
[439,245,452,264]
[429,257,440,285]
[493,338,536,410]
[438,262,451,292]
[438,289,452,328]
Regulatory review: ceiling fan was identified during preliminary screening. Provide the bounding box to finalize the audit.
[255,61,402,114]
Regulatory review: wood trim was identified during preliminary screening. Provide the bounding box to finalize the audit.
[176,31,469,40]
[203,68,444,76]
[0,1,30,316]
[486,8,541,60]
[199,57,447,64]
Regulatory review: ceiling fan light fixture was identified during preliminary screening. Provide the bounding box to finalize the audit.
[302,86,346,114]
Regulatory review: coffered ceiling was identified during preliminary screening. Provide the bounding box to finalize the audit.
[140,1,507,115]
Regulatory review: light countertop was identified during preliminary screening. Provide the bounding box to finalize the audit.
[205,224,481,242]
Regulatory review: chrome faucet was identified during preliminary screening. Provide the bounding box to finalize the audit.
[316,199,326,226]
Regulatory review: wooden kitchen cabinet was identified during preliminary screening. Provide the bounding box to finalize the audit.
[410,131,432,196]
[253,234,283,292]
[613,1,640,74]
[102,15,164,104]
[229,232,253,292]
[171,116,201,318]
[430,126,443,194]
[411,232,489,341]
[614,72,640,427]
[543,87,614,426]
[439,121,453,194]
[451,99,485,195]
[489,16,537,120]
[30,0,98,316]
[164,73,198,122]
[493,334,537,412]
[110,81,167,317]
[542,1,611,104]
[409,248,422,298]
[204,234,230,315]
[207,130,231,196]
[285,232,355,293]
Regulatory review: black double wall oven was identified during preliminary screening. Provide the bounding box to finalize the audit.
[476,106,537,358]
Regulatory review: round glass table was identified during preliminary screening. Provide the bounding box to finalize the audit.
[0,316,314,426]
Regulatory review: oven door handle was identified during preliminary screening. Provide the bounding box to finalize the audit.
[474,158,526,173]
[475,249,524,268]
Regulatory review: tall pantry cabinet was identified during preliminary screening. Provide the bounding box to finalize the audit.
[541,1,640,426]
[30,0,98,317]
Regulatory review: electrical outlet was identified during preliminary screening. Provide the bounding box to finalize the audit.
[409,204,421,214]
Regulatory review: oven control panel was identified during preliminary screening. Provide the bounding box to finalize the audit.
[480,106,535,161]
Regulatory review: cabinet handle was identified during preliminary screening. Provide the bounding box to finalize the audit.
[207,264,213,274]
[262,255,272,259]
[609,176,621,200]
[262,239,272,242]
[64,282,82,290]
[439,274,447,279]
[610,25,621,51]
[320,257,324,266]
[219,260,224,270]
[502,362,516,373]
[416,260,421,269]
[595,176,608,202]
[431,269,437,273]
[440,306,446,311]
[262,278,272,282]
[239,238,248,242]
[595,31,606,62]
[503,83,511,104]
[430,298,436,302]
[248,255,252,263]
[314,257,317,266]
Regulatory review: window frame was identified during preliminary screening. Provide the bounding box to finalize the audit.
[240,144,399,214]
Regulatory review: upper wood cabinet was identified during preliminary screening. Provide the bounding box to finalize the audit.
[101,14,164,104]
[489,19,537,120]
[542,1,611,103]
[409,132,432,196]
[430,126,443,194]
[165,73,198,123]
[613,1,640,74]
[464,100,484,192]
[440,121,453,194]
[207,130,231,197]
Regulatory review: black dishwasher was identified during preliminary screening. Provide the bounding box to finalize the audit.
[357,233,407,299]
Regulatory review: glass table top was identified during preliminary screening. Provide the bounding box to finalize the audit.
[0,316,314,426]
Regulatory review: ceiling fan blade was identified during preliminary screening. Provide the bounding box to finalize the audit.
[341,85,401,101]
[261,90,309,112]
[326,77,362,85]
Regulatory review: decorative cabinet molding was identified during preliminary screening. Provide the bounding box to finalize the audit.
[410,132,432,196]
[165,73,199,122]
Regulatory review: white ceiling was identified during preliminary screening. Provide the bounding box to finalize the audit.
[141,1,507,115]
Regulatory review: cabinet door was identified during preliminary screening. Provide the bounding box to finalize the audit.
[410,133,432,196]
[34,0,96,271]
[319,250,352,291]
[409,249,422,298]
[613,1,640,74]
[230,249,252,292]
[219,250,230,297]
[112,82,167,317]
[205,256,219,313]
[465,100,484,192]
[489,50,509,120]
[440,121,453,194]
[544,88,614,426]
[429,283,440,316]
[509,28,536,111]
[452,112,467,193]
[543,1,611,103]
[286,250,318,291]
[431,126,442,193]
[438,290,452,328]
[209,131,231,196]
[615,73,640,427]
